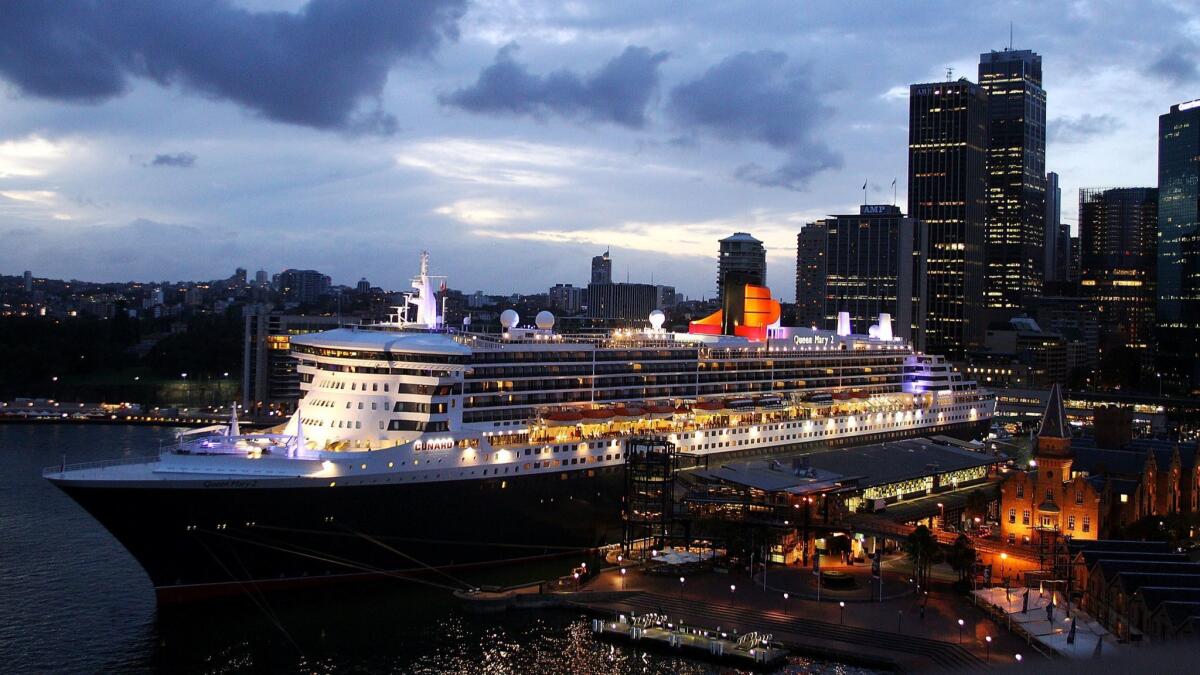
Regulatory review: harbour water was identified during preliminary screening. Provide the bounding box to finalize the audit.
[1,424,874,674]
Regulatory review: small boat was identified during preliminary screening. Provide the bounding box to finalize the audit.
[722,397,754,412]
[581,408,616,421]
[645,404,675,419]
[613,407,645,420]
[691,401,722,413]
[544,410,583,426]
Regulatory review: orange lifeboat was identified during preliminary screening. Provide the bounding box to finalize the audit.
[833,392,852,401]
[691,401,721,414]
[544,410,583,427]
[646,404,675,419]
[852,391,870,399]
[581,408,616,421]
[613,407,645,420]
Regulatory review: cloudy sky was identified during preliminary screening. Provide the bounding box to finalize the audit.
[1,0,1196,300]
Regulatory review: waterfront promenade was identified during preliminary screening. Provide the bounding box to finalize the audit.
[578,558,1038,671]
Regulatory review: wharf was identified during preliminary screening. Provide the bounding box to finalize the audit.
[591,615,787,670]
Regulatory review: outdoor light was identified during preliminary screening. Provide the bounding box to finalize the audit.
[1015,653,1022,663]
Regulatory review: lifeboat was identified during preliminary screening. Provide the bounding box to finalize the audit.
[723,397,754,412]
[852,391,870,399]
[756,395,784,408]
[613,407,645,421]
[691,401,722,413]
[581,408,616,421]
[832,392,852,401]
[646,404,675,419]
[544,410,583,426]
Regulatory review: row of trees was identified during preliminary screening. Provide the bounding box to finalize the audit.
[904,525,978,589]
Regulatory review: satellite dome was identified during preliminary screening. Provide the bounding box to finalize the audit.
[500,309,520,329]
[648,310,666,330]
[535,310,555,330]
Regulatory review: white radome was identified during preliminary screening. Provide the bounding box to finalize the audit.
[649,310,666,330]
[535,310,555,330]
[500,309,520,329]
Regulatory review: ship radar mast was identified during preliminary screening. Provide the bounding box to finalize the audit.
[406,250,445,329]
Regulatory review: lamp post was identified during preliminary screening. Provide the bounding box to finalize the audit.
[620,567,626,590]
[897,610,903,633]
[937,502,945,530]
[783,592,789,615]
[679,576,685,599]
[985,635,992,661]
[957,618,964,644]
[1015,653,1022,664]
[839,601,845,625]
[729,584,736,606]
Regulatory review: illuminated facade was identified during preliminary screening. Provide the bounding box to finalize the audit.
[241,309,343,412]
[1078,187,1158,360]
[1157,100,1200,393]
[796,205,927,349]
[979,49,1047,317]
[999,385,1102,544]
[795,221,828,328]
[908,79,988,359]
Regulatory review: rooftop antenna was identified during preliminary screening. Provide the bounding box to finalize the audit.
[1009,21,1013,51]
[946,66,954,81]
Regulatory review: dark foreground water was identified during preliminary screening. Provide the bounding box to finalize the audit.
[1,425,871,674]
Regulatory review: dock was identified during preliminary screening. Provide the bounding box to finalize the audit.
[591,614,788,670]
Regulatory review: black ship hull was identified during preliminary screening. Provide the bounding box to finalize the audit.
[51,419,991,602]
[55,467,626,602]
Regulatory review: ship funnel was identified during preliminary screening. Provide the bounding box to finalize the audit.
[227,402,240,437]
[878,313,893,341]
[836,311,851,337]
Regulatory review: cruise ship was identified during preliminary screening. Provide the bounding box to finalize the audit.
[47,255,994,601]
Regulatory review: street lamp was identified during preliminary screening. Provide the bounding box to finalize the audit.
[957,618,964,643]
[985,635,992,661]
[620,567,626,590]
[937,502,944,529]
[679,576,685,599]
[1015,653,1022,663]
[839,601,845,625]
[783,592,789,615]
[729,584,736,606]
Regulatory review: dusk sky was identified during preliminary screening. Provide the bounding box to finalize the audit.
[1,0,1196,300]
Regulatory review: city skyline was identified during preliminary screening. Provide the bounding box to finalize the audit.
[1,1,1197,299]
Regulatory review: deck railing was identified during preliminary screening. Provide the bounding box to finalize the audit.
[43,453,162,476]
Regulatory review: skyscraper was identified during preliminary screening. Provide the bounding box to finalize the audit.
[590,249,612,284]
[717,232,766,302]
[1157,99,1200,393]
[1078,187,1158,357]
[795,221,828,327]
[277,269,331,305]
[979,49,1047,316]
[796,205,927,347]
[1044,172,1070,283]
[908,79,989,360]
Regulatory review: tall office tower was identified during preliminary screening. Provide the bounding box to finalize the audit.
[1044,172,1064,282]
[1078,188,1158,357]
[717,232,767,302]
[234,267,248,286]
[23,270,32,293]
[590,249,612,284]
[795,221,828,327]
[1069,236,1081,281]
[1158,99,1200,393]
[908,79,989,360]
[797,205,927,348]
[254,269,268,287]
[979,49,1047,316]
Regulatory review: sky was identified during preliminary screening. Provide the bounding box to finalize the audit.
[1,0,1197,301]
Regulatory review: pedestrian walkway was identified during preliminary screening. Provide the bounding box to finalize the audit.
[582,567,1034,671]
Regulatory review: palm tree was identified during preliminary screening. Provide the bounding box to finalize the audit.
[903,525,942,588]
[945,534,976,582]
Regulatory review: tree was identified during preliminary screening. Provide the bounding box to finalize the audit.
[903,525,943,589]
[945,534,976,582]
[965,488,993,528]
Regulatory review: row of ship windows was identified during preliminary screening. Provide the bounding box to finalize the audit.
[297,418,450,432]
[305,400,449,413]
[311,380,460,396]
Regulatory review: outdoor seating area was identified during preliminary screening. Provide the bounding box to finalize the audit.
[973,586,1122,659]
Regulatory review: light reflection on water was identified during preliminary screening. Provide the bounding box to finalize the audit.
[1,424,879,674]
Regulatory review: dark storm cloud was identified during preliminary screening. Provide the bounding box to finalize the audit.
[440,44,669,129]
[0,0,466,134]
[1148,45,1199,84]
[1050,113,1122,144]
[667,50,840,190]
[145,152,197,168]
